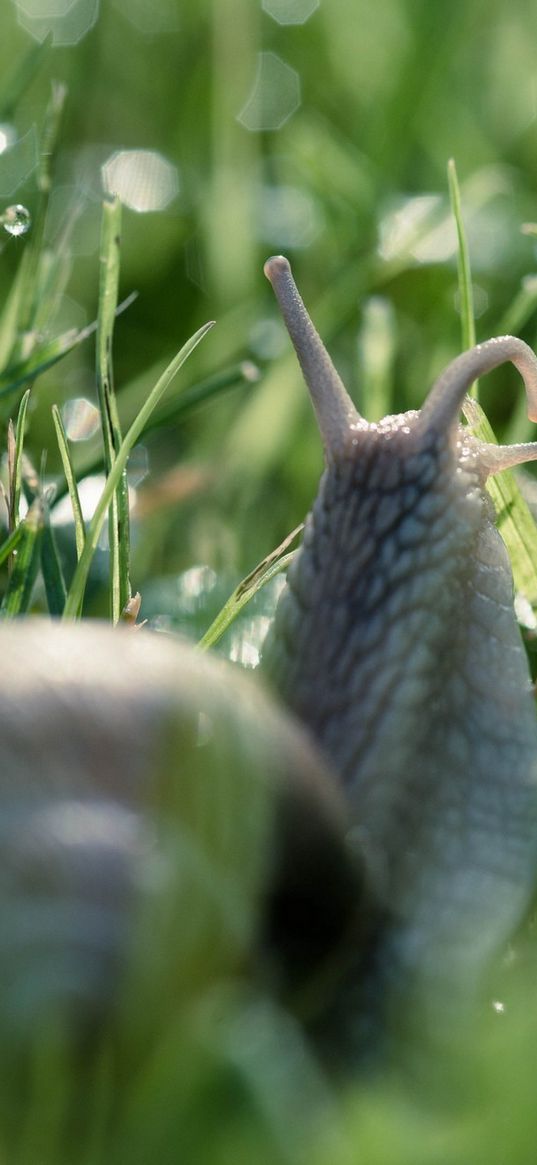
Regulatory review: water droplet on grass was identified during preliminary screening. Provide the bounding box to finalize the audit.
[1,204,31,237]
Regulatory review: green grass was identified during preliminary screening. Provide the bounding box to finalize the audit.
[2,5,537,1162]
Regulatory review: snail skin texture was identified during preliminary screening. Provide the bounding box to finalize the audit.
[2,258,537,1058]
[263,255,537,1009]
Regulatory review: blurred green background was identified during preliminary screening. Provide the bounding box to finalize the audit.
[3,0,537,635]
[3,2,537,1160]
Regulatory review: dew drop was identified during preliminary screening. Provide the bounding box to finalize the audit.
[1,204,31,237]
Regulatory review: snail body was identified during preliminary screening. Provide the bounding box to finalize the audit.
[1,258,537,1056]
[263,257,537,1005]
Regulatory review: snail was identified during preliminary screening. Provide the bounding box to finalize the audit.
[263,256,537,1018]
[1,255,537,1063]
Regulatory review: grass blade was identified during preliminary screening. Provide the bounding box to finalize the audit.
[62,319,215,619]
[22,461,67,615]
[447,157,476,356]
[52,404,86,560]
[142,359,260,431]
[0,522,24,568]
[0,498,43,616]
[6,419,15,531]
[95,196,130,622]
[9,388,31,531]
[0,293,136,403]
[13,80,67,347]
[0,257,27,375]
[497,273,537,337]
[40,515,67,616]
[0,320,97,400]
[31,239,73,338]
[463,397,537,604]
[0,35,51,118]
[198,525,303,651]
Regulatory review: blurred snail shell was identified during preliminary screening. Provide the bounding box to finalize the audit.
[0,622,367,1048]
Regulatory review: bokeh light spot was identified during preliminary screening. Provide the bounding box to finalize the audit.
[101,150,179,212]
[378,195,448,264]
[61,397,100,442]
[16,0,100,45]
[0,125,16,155]
[112,0,180,35]
[260,183,321,248]
[52,475,136,537]
[454,284,489,320]
[262,0,319,24]
[18,0,75,14]
[249,318,288,360]
[52,474,106,526]
[127,444,149,488]
[237,52,301,131]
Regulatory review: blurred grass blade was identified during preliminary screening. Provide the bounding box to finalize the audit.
[198,525,303,651]
[0,293,137,403]
[357,297,396,423]
[23,460,67,615]
[52,404,85,560]
[6,419,15,530]
[464,397,537,604]
[145,359,260,431]
[17,1031,74,1165]
[31,241,73,338]
[96,196,130,622]
[0,499,43,616]
[9,388,31,531]
[448,158,476,356]
[0,83,68,419]
[498,275,537,445]
[0,259,26,374]
[0,319,97,400]
[0,35,51,118]
[62,318,215,619]
[40,513,67,616]
[498,273,537,337]
[13,81,67,348]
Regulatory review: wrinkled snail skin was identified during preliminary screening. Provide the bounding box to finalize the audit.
[263,255,537,1003]
[0,621,366,1047]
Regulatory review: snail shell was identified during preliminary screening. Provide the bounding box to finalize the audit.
[0,620,367,1048]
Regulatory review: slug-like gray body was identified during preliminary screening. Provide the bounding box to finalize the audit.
[264,256,537,999]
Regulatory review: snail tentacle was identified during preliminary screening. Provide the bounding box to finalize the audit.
[264,255,362,462]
